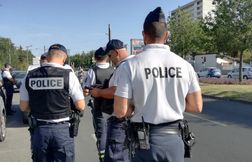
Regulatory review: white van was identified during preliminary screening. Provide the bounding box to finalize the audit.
[227,67,252,79]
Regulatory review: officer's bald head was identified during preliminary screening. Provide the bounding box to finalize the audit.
[143,7,168,43]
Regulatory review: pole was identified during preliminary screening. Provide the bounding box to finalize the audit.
[108,24,111,41]
[26,45,32,67]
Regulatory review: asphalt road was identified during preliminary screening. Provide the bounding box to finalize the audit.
[185,97,252,162]
[0,94,251,162]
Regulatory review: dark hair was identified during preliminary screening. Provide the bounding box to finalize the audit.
[95,55,107,61]
[4,63,10,68]
[143,22,167,39]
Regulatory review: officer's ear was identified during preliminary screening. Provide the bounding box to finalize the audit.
[63,53,68,65]
[142,31,147,45]
[164,31,169,43]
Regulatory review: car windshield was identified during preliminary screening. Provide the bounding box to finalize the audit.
[13,71,26,79]
[212,69,220,72]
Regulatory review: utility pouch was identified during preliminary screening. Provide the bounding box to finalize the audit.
[179,120,195,158]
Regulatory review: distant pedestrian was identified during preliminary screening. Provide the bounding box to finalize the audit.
[2,63,16,115]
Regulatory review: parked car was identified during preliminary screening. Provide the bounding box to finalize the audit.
[227,67,252,80]
[197,67,221,78]
[0,78,7,142]
[12,70,26,93]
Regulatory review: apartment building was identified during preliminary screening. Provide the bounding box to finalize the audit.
[171,0,215,20]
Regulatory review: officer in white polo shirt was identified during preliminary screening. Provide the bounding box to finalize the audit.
[19,44,85,162]
[90,39,134,162]
[114,7,203,162]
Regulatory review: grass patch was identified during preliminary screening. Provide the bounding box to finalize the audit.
[200,83,252,102]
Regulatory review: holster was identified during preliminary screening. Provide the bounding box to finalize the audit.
[178,120,196,158]
[69,110,81,138]
[27,113,37,133]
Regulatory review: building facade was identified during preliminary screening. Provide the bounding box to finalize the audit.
[171,0,215,20]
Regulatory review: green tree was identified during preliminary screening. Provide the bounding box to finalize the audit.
[168,9,208,58]
[69,51,94,69]
[0,37,33,70]
[205,0,252,82]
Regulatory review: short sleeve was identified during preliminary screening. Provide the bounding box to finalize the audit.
[114,62,132,99]
[188,64,201,93]
[82,68,95,88]
[2,71,12,79]
[20,77,29,101]
[69,72,84,102]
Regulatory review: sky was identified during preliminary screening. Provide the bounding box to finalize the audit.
[0,0,192,56]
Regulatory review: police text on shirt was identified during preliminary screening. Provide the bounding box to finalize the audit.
[144,67,182,79]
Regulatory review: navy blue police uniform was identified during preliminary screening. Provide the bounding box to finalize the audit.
[20,44,84,162]
[83,47,114,162]
[102,40,134,162]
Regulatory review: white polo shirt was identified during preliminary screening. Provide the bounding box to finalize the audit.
[2,70,12,79]
[115,44,201,124]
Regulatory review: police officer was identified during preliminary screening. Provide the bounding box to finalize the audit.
[40,53,48,66]
[114,7,203,162]
[19,43,85,162]
[2,63,16,115]
[90,39,134,162]
[83,47,114,162]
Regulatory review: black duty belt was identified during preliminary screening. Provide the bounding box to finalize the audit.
[132,120,182,135]
[108,116,126,122]
[150,126,180,134]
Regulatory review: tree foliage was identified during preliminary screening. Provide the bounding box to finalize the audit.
[205,0,252,81]
[69,51,94,69]
[168,9,209,58]
[0,37,33,70]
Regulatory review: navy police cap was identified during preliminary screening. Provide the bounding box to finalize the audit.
[105,39,124,54]
[48,43,68,55]
[95,47,106,58]
[40,53,47,60]
[144,7,166,26]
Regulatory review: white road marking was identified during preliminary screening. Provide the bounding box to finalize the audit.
[184,112,227,127]
[91,133,97,142]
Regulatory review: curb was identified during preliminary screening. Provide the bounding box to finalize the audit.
[203,94,252,105]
